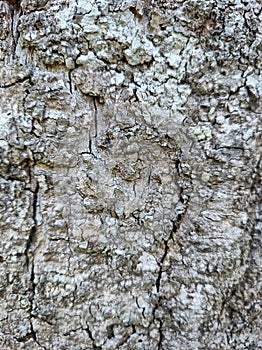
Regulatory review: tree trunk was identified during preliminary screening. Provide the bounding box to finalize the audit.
[0,0,261,349]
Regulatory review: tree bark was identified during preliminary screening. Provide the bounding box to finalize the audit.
[0,0,261,349]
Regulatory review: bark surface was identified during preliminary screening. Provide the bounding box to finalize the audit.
[0,0,261,349]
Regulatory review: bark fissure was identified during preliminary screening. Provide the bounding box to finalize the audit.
[0,77,30,88]
[83,325,102,350]
[25,179,39,267]
[93,97,98,139]
[24,163,43,348]
[7,1,22,57]
[157,319,164,350]
[155,233,173,294]
[68,69,73,94]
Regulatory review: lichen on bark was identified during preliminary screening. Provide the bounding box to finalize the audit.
[0,0,261,349]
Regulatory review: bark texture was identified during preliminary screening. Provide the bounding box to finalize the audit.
[0,0,261,349]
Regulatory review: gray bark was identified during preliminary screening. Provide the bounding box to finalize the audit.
[0,0,261,349]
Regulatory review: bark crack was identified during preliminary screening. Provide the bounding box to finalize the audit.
[157,318,163,350]
[155,232,173,293]
[68,69,73,94]
[155,156,190,294]
[24,164,45,348]
[153,153,191,347]
[25,179,39,267]
[93,97,98,139]
[83,325,102,350]
[7,0,22,58]
[155,212,186,291]
[0,76,30,88]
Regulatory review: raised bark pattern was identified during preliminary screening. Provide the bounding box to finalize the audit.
[0,0,261,349]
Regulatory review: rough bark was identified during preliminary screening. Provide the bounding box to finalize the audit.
[0,0,261,349]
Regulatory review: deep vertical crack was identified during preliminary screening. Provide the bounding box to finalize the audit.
[24,167,46,348]
[8,0,22,58]
[25,180,39,267]
[86,97,99,159]
[153,153,190,346]
[68,69,73,94]
[153,213,185,349]
[84,325,101,350]
[155,233,172,293]
[93,97,98,139]
[155,213,184,293]
[157,319,163,350]
[155,152,190,294]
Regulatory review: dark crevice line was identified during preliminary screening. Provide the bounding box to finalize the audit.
[0,76,30,89]
[84,325,101,350]
[153,155,191,346]
[155,235,171,293]
[93,97,98,138]
[68,69,73,94]
[24,164,45,348]
[28,247,46,349]
[157,319,163,350]
[155,203,187,293]
[25,180,39,267]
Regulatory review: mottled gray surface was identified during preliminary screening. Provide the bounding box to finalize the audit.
[0,0,261,349]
